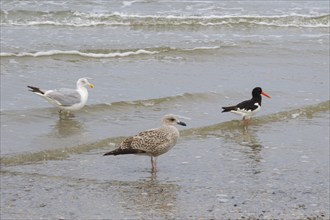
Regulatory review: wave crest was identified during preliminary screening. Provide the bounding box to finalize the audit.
[1,10,329,28]
[0,46,225,58]
[0,49,159,58]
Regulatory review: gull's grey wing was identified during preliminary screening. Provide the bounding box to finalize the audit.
[45,89,81,106]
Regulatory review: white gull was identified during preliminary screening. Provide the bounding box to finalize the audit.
[27,78,94,114]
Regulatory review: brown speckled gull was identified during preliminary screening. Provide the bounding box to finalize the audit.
[103,114,187,172]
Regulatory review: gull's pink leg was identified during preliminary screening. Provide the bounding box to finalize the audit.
[151,156,157,173]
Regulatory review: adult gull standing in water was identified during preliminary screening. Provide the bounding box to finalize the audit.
[27,78,94,115]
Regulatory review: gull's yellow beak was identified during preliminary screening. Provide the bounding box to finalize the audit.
[88,83,94,89]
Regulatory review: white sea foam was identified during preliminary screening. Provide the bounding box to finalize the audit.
[0,45,226,58]
[122,0,140,8]
[1,10,328,28]
[0,21,130,27]
[184,46,220,51]
[0,49,159,58]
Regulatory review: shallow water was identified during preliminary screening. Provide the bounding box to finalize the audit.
[1,0,329,219]
[1,109,329,219]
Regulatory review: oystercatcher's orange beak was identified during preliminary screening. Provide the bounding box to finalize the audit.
[261,91,271,99]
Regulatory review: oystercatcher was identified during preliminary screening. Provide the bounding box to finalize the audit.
[222,87,271,124]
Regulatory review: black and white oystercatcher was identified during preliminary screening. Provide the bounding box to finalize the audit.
[222,87,271,124]
[103,114,187,173]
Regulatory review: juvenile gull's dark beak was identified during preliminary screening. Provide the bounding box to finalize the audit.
[177,121,187,126]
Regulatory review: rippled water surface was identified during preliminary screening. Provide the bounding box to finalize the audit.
[1,0,329,219]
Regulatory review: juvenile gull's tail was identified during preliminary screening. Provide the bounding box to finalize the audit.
[103,148,146,156]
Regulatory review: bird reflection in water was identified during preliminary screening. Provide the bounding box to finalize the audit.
[112,175,179,219]
[52,117,86,138]
[239,126,263,163]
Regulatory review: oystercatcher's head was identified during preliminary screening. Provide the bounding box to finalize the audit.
[252,87,271,99]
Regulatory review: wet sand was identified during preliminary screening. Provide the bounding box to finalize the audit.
[1,104,329,219]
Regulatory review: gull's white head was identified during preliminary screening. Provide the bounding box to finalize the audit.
[162,114,187,126]
[77,78,94,89]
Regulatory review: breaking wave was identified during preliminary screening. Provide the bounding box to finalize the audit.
[1,10,329,28]
[0,46,224,58]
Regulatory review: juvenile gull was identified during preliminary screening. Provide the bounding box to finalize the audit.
[222,87,271,124]
[27,78,94,114]
[103,114,187,172]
